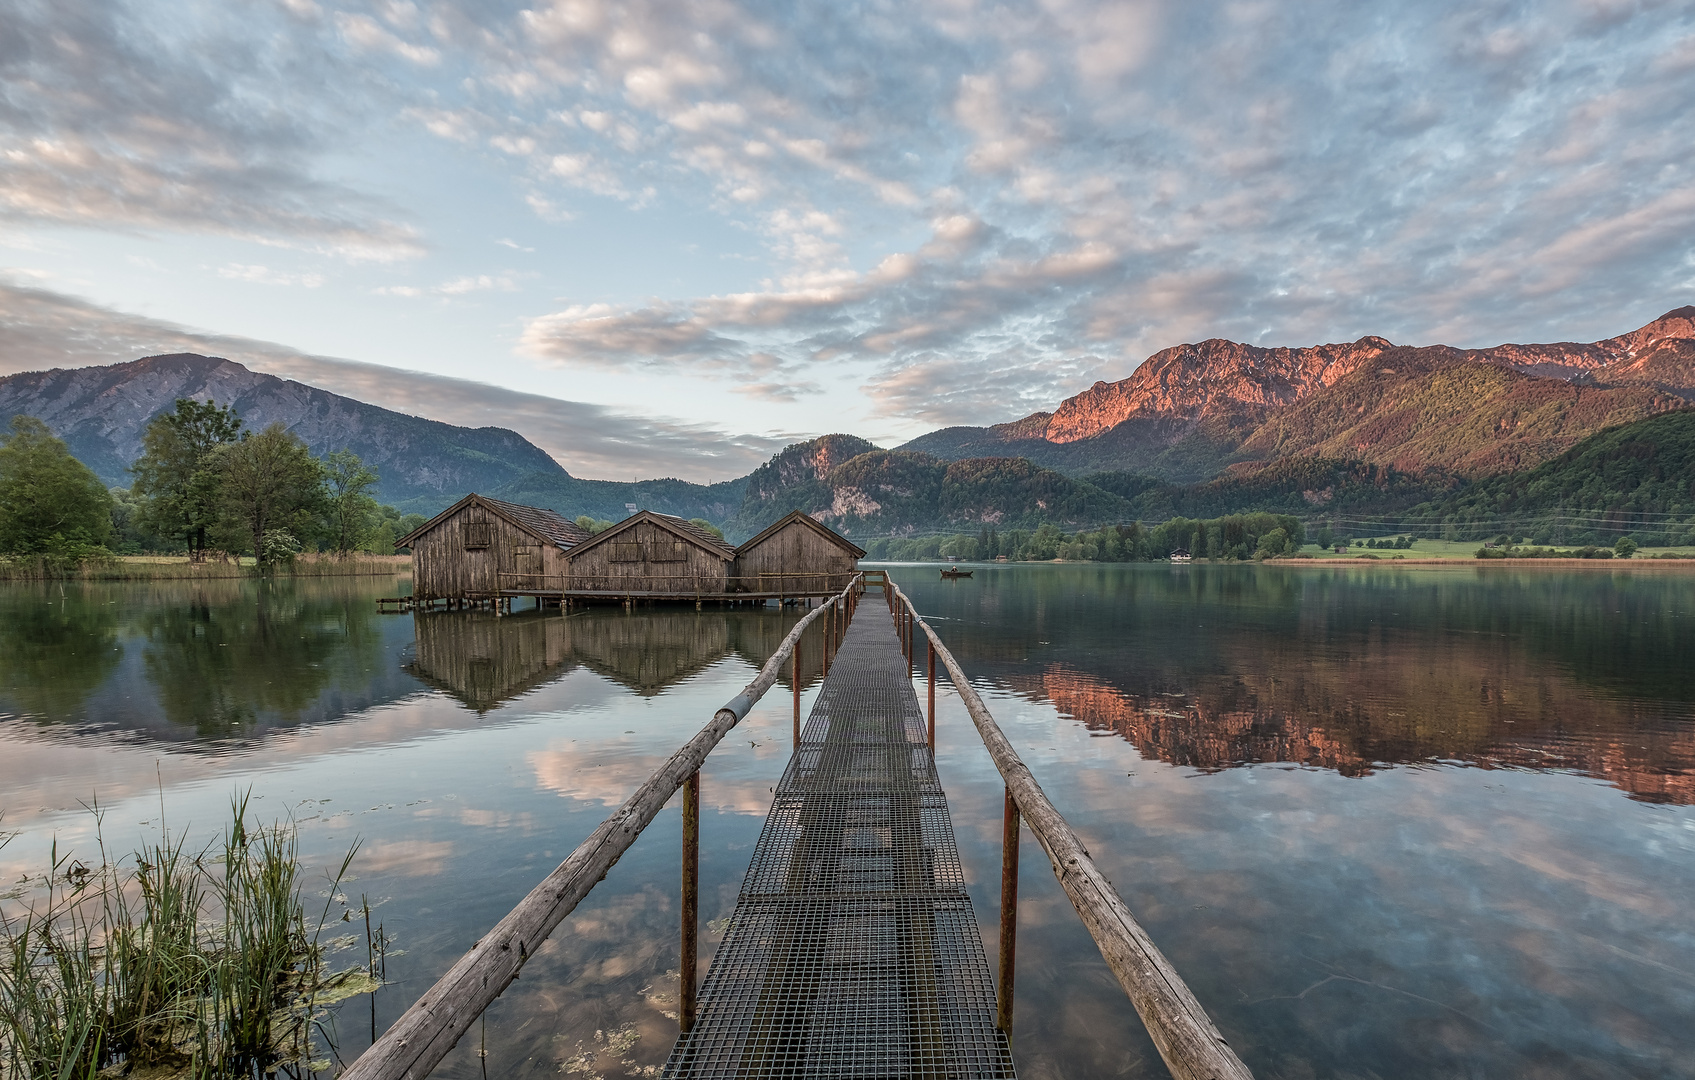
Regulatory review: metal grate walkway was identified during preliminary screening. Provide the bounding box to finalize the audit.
[664,598,1017,1078]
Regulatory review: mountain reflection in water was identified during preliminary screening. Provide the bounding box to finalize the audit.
[2,569,1693,1078]
[901,563,1695,804]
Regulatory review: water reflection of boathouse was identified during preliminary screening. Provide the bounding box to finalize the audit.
[396,498,863,608]
[407,608,811,712]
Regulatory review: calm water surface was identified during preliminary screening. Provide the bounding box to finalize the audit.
[2,565,1692,1079]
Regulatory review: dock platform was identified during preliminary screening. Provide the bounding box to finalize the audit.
[664,597,1016,1078]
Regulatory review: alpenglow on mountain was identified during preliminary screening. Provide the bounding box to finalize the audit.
[902,307,1695,482]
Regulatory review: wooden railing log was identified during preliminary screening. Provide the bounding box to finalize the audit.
[889,580,1253,1080]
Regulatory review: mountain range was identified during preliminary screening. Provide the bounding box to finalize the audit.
[2,308,1692,540]
[901,307,1695,482]
[0,354,739,519]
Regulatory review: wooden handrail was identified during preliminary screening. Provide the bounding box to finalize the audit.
[887,577,1254,1080]
[343,575,863,1080]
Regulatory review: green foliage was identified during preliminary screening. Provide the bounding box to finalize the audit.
[1475,544,1615,559]
[0,799,366,1078]
[862,513,1303,563]
[323,449,380,556]
[1614,536,1638,558]
[1082,458,1456,522]
[1411,409,1695,545]
[575,515,615,534]
[687,517,725,540]
[0,416,114,559]
[215,425,326,566]
[132,399,244,556]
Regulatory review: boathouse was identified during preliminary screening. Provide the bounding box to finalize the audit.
[733,509,865,595]
[561,510,739,595]
[396,494,590,602]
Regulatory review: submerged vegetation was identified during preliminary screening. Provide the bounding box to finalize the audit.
[0,798,377,1079]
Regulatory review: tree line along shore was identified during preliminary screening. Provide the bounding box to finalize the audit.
[0,399,429,577]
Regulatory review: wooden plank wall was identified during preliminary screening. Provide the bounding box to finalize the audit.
[734,519,857,594]
[413,504,566,598]
[565,520,730,593]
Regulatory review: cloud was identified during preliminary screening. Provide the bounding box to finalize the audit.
[0,0,423,259]
[419,0,1694,425]
[217,264,326,288]
[0,278,788,482]
[7,0,1695,435]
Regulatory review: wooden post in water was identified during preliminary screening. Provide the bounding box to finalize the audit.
[997,787,1020,1035]
[681,771,700,1032]
[927,640,937,749]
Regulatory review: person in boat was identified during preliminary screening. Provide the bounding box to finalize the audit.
[950,565,958,573]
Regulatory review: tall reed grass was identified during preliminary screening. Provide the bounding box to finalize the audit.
[0,796,370,1079]
[0,554,410,583]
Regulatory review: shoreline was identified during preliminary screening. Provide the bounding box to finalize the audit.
[0,554,413,581]
[1280,557,1695,568]
[870,557,1695,569]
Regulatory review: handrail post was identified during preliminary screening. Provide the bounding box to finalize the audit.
[341,581,858,1080]
[927,639,937,749]
[792,642,801,743]
[681,770,700,1032]
[823,600,833,675]
[997,786,1020,1035]
[885,574,1256,1080]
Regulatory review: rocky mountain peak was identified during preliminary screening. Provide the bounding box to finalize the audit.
[1043,335,1396,444]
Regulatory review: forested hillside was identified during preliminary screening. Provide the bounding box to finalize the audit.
[720,437,1133,540]
[1408,409,1695,546]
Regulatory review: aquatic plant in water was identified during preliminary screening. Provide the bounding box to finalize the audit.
[0,797,374,1079]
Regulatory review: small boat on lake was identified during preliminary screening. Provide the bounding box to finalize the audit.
[940,566,974,579]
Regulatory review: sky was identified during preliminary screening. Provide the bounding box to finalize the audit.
[2,0,1693,483]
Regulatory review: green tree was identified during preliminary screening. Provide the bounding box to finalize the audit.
[1614,536,1638,558]
[215,425,326,565]
[132,398,244,556]
[687,517,725,541]
[390,512,427,553]
[322,449,380,556]
[0,415,114,555]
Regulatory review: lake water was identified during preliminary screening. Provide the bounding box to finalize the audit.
[1,565,1692,1079]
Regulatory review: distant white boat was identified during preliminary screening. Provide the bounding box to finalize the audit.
[1169,549,1192,563]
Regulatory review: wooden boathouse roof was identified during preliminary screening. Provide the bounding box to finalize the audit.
[736,509,867,558]
[562,509,740,562]
[394,493,593,551]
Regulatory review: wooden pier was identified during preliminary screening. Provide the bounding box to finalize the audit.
[344,572,1252,1080]
[664,586,1012,1076]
